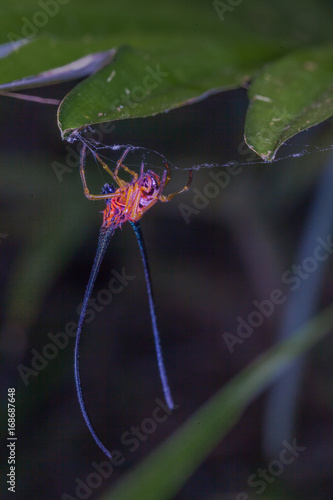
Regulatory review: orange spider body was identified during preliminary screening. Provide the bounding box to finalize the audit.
[102,170,165,229]
[79,144,192,226]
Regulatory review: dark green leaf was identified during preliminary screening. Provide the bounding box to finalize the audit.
[1,0,333,135]
[58,43,267,137]
[0,37,116,89]
[245,45,333,160]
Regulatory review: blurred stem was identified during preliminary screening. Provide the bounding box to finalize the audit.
[262,152,333,459]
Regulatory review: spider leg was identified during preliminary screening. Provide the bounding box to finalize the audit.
[129,172,162,221]
[136,162,146,188]
[159,170,193,202]
[163,161,171,187]
[119,163,139,182]
[157,169,167,197]
[128,188,145,220]
[122,185,137,217]
[80,144,124,201]
[94,152,127,189]
[97,147,139,185]
[114,147,132,178]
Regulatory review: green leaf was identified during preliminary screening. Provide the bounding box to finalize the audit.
[58,42,268,137]
[56,0,333,136]
[0,37,117,90]
[245,45,333,161]
[2,1,332,134]
[100,303,333,500]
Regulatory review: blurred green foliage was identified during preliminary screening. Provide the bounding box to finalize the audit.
[101,304,333,500]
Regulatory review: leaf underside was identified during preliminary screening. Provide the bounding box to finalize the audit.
[0,0,332,151]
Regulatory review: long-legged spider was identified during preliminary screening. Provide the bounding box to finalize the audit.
[79,143,192,228]
[75,143,192,459]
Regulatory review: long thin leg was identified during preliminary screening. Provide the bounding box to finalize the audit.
[114,147,131,177]
[163,161,171,187]
[94,148,139,186]
[157,169,167,197]
[74,225,115,459]
[80,144,123,201]
[159,170,193,202]
[94,151,127,188]
[130,221,174,410]
[118,162,139,181]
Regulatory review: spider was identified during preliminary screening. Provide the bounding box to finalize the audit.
[79,143,193,229]
[75,143,192,459]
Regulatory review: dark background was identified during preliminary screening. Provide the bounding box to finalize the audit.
[1,76,333,500]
